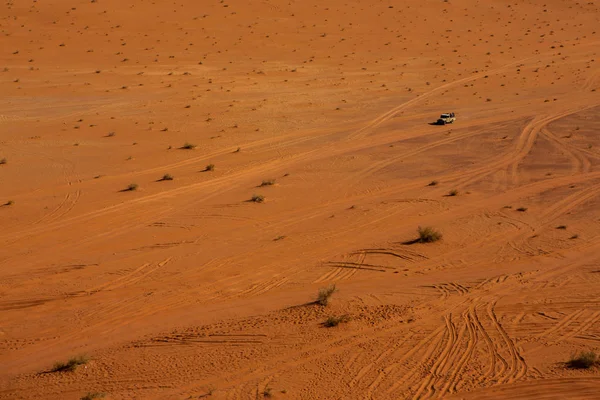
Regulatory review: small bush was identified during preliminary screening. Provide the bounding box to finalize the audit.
[161,174,173,181]
[251,194,264,203]
[317,284,337,306]
[428,180,438,186]
[205,164,215,171]
[181,142,196,149]
[262,387,273,398]
[51,356,89,373]
[418,226,442,243]
[260,179,276,187]
[570,234,579,240]
[516,207,528,212]
[81,393,105,400]
[556,225,567,230]
[323,314,350,328]
[0,158,7,165]
[125,183,138,191]
[448,189,458,196]
[566,351,598,369]
[5,200,14,206]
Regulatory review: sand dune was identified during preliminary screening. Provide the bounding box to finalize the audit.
[1,0,599,398]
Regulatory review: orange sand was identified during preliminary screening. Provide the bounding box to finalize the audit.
[1,0,600,398]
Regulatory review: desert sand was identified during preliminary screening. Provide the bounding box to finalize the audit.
[1,0,600,398]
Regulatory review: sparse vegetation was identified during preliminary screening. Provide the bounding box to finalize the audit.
[260,179,276,187]
[0,158,7,165]
[262,387,273,398]
[418,226,442,243]
[556,225,567,230]
[204,164,215,171]
[160,174,174,181]
[125,183,138,191]
[570,234,579,240]
[181,142,197,149]
[250,194,265,203]
[566,351,599,369]
[51,356,89,373]
[448,189,458,196]
[428,180,438,186]
[80,393,105,400]
[516,207,528,212]
[323,314,350,327]
[317,284,337,306]
[5,200,14,206]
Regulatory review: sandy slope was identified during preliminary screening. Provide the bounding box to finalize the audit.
[1,0,599,398]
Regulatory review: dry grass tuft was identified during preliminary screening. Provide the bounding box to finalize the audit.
[317,284,337,306]
[418,226,442,243]
[566,351,599,369]
[323,314,350,327]
[51,356,89,373]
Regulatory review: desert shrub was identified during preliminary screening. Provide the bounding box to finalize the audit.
[161,174,173,181]
[205,164,215,171]
[556,225,567,230]
[448,189,458,196]
[262,387,273,398]
[317,284,337,306]
[5,200,14,206]
[418,226,442,243]
[566,351,598,369]
[260,179,276,187]
[126,183,138,191]
[323,314,350,327]
[80,393,105,400]
[428,180,438,186]
[181,142,196,149]
[0,158,7,165]
[516,207,528,212]
[51,356,89,373]
[251,194,264,203]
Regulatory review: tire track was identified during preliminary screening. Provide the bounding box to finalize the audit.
[541,127,592,175]
[487,302,527,384]
[347,57,534,141]
[86,257,172,293]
